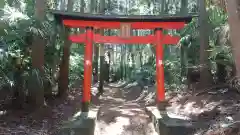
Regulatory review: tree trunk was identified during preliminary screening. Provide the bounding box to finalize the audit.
[133,30,137,69]
[105,51,110,82]
[215,29,227,83]
[1,0,5,6]
[120,45,124,79]
[161,0,166,14]
[58,0,73,97]
[199,0,212,88]
[111,45,117,81]
[67,0,74,11]
[98,0,105,94]
[80,0,85,13]
[225,0,240,77]
[0,1,6,36]
[130,46,135,69]
[13,61,25,109]
[93,47,99,83]
[32,0,46,72]
[104,0,112,81]
[59,0,66,10]
[90,0,98,83]
[124,45,128,79]
[216,54,227,83]
[180,0,188,14]
[138,46,143,68]
[90,0,95,13]
[99,43,105,93]
[28,0,46,108]
[44,24,59,98]
[180,0,188,77]
[105,29,111,82]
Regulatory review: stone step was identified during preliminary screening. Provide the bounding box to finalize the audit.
[55,108,99,135]
[145,106,209,135]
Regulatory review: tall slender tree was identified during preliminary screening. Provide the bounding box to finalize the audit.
[90,0,95,13]
[98,0,105,94]
[161,0,166,14]
[92,0,99,83]
[58,0,73,97]
[105,0,111,82]
[28,0,46,108]
[225,0,240,77]
[80,0,85,13]
[0,0,6,36]
[180,0,188,77]
[199,0,212,88]
[32,0,46,72]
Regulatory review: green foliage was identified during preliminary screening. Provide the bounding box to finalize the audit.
[69,53,84,87]
[0,0,235,98]
[130,65,155,85]
[0,2,62,99]
[164,57,182,85]
[180,18,200,65]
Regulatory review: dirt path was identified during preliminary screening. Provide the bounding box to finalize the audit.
[2,81,240,135]
[95,86,158,135]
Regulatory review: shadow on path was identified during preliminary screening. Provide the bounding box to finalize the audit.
[95,84,157,135]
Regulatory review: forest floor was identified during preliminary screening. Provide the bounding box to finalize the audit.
[0,81,240,135]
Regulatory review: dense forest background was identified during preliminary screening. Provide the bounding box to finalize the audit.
[0,0,236,108]
[1,0,240,135]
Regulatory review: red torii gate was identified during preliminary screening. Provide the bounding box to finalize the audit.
[52,11,192,112]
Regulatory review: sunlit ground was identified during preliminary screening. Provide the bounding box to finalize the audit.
[94,83,158,135]
[96,103,158,135]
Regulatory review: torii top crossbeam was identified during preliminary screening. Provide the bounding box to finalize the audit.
[52,10,193,29]
[52,10,193,112]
